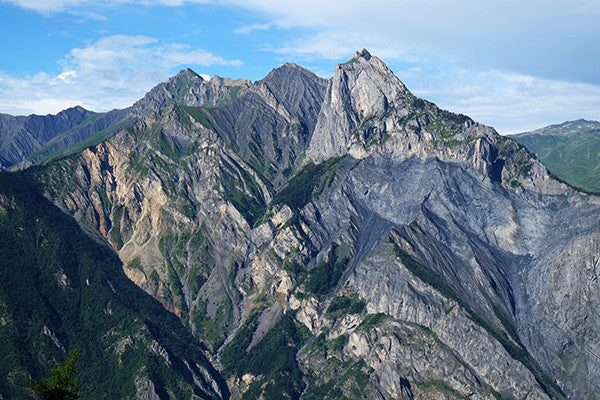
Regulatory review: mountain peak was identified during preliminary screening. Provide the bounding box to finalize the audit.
[260,62,326,89]
[282,62,306,70]
[307,50,414,162]
[173,67,201,81]
[305,51,563,194]
[515,119,600,137]
[69,105,88,113]
[354,48,372,60]
[56,105,93,120]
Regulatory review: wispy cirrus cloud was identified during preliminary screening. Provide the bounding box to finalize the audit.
[0,34,241,115]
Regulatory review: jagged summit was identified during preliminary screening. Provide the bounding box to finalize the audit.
[281,62,311,70]
[201,59,328,187]
[3,50,564,196]
[305,50,565,194]
[59,105,89,115]
[173,67,202,80]
[260,62,326,87]
[74,104,89,111]
[354,48,372,60]
[128,66,250,118]
[306,50,415,163]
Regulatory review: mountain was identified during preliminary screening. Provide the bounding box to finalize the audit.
[511,119,600,192]
[0,172,228,400]
[0,106,95,169]
[3,49,600,399]
[0,69,250,171]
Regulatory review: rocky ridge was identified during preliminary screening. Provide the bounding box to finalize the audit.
[24,49,600,399]
[4,69,249,170]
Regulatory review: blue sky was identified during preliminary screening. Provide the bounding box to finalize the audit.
[1,0,599,133]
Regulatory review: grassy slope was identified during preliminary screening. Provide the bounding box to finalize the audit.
[511,120,600,192]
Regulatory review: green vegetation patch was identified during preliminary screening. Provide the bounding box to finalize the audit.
[497,138,536,186]
[271,157,342,211]
[27,117,133,166]
[328,333,348,353]
[126,256,143,272]
[222,311,309,400]
[305,243,351,296]
[512,128,600,193]
[229,86,242,102]
[445,139,464,147]
[302,357,372,400]
[357,313,390,331]
[223,190,265,227]
[327,293,367,318]
[220,157,267,227]
[181,105,214,130]
[419,379,463,398]
[193,298,232,350]
[109,205,124,249]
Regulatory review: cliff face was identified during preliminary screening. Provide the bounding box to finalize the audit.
[205,62,328,187]
[29,50,600,400]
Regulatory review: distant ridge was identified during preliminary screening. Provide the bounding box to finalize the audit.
[511,119,600,192]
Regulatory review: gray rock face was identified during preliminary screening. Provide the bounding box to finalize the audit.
[329,155,599,399]
[29,51,600,400]
[129,68,251,118]
[307,49,414,162]
[206,63,327,186]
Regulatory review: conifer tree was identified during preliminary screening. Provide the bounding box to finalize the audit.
[28,350,79,400]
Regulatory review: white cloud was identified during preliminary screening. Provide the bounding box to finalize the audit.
[234,23,273,35]
[401,67,600,134]
[226,0,600,84]
[1,0,86,12]
[0,35,241,115]
[2,0,599,131]
[6,0,599,83]
[268,31,421,66]
[226,0,600,130]
[50,70,77,85]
